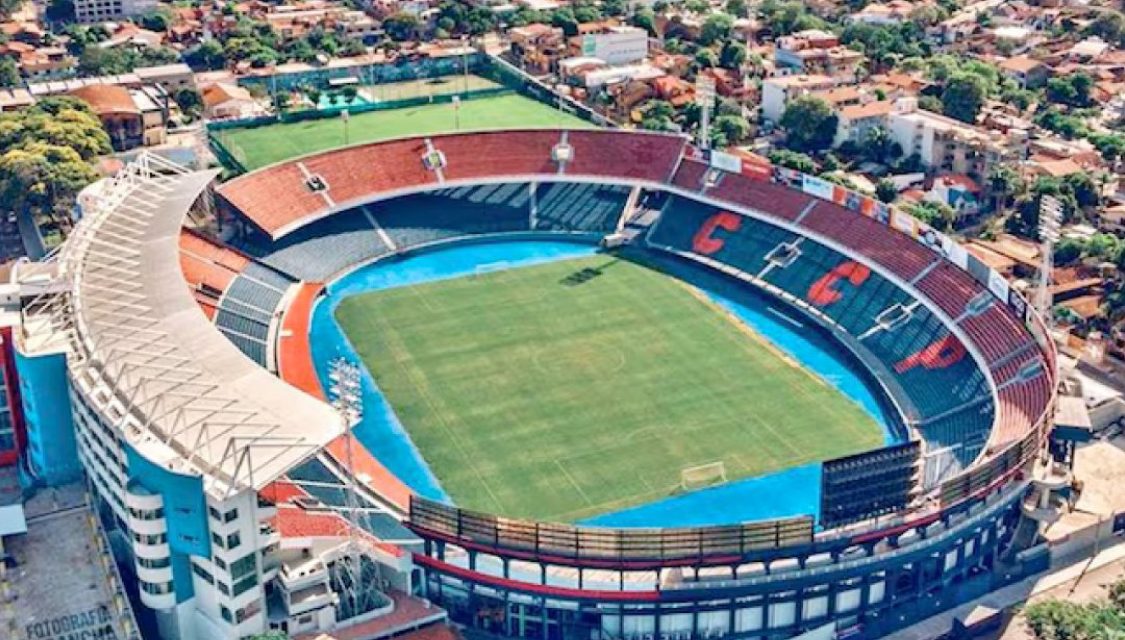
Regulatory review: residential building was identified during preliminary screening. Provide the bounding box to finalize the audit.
[69,84,169,151]
[74,0,158,24]
[509,23,566,74]
[568,25,648,67]
[833,99,896,147]
[885,97,1022,179]
[848,0,918,25]
[201,82,259,120]
[761,74,835,123]
[774,30,865,79]
[0,88,34,112]
[135,63,197,92]
[998,55,1050,88]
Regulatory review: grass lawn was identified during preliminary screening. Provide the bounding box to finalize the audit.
[218,93,594,170]
[335,256,883,522]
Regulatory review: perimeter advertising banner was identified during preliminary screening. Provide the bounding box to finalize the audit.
[801,174,835,201]
[709,149,743,174]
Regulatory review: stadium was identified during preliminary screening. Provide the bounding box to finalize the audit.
[11,127,1058,640]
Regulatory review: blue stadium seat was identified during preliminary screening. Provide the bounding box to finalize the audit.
[534,182,630,233]
[648,194,993,441]
[375,183,533,249]
[234,209,393,282]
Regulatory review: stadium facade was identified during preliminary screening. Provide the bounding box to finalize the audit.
[0,130,1060,640]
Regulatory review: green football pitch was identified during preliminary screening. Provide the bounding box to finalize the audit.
[335,256,884,522]
[217,93,593,171]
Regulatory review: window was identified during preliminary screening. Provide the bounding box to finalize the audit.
[213,556,227,571]
[132,532,166,545]
[192,563,214,585]
[138,556,171,570]
[230,553,257,581]
[129,506,164,521]
[209,506,221,521]
[141,580,172,595]
[220,606,233,624]
[223,509,238,523]
[226,532,241,550]
[232,574,258,597]
[217,581,230,596]
[211,532,224,549]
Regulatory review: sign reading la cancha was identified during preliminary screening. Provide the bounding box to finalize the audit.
[25,605,119,640]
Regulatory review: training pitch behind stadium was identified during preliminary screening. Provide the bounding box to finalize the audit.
[219,93,593,170]
[336,255,884,522]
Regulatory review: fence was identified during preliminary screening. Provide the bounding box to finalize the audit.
[409,495,814,564]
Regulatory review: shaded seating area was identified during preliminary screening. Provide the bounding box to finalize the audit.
[375,183,532,249]
[214,263,294,366]
[233,208,392,281]
[533,182,630,233]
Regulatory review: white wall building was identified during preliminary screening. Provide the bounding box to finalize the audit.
[761,74,835,123]
[75,0,158,23]
[573,26,648,67]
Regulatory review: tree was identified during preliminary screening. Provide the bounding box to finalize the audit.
[1085,11,1125,47]
[1046,73,1094,108]
[0,141,101,234]
[759,0,826,35]
[550,8,579,36]
[719,41,746,70]
[725,0,749,18]
[1054,237,1084,265]
[987,165,1021,214]
[187,39,226,70]
[174,88,203,119]
[1085,233,1120,260]
[780,96,838,153]
[941,72,988,123]
[694,48,717,69]
[858,126,900,164]
[383,12,420,41]
[713,114,751,146]
[906,201,956,231]
[918,95,944,113]
[767,149,816,173]
[1064,172,1100,209]
[603,0,626,16]
[640,100,675,132]
[699,13,734,46]
[631,8,656,36]
[137,9,171,32]
[875,179,898,204]
[0,57,19,88]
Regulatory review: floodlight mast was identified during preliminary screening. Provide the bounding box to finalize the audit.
[1037,195,1062,334]
[695,75,716,151]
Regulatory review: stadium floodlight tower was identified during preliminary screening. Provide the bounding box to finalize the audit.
[1037,195,1062,329]
[695,75,716,150]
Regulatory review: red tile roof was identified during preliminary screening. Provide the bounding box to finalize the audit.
[69,84,139,115]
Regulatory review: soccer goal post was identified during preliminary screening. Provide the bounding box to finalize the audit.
[680,461,728,492]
